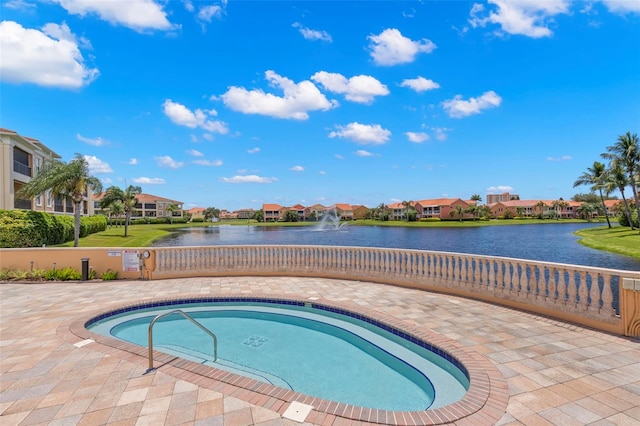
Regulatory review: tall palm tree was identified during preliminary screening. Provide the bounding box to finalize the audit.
[17,154,102,247]
[551,199,569,220]
[535,200,547,219]
[602,132,640,216]
[470,194,482,205]
[603,163,634,230]
[99,185,142,237]
[573,161,612,228]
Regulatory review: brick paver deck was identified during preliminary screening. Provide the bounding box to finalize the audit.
[1,277,638,425]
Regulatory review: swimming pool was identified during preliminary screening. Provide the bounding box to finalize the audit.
[86,297,469,412]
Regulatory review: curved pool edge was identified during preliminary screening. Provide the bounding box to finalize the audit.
[65,293,508,425]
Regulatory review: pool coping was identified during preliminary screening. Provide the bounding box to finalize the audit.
[64,294,508,425]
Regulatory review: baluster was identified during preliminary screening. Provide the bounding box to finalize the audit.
[578,271,589,311]
[600,272,615,316]
[567,269,578,309]
[548,267,558,304]
[558,268,568,305]
[496,260,504,292]
[509,261,517,294]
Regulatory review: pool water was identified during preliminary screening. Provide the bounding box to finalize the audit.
[88,302,469,411]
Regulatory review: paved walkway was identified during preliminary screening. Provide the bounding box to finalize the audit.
[1,277,638,425]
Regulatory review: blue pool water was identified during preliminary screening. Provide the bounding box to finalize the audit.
[88,300,469,411]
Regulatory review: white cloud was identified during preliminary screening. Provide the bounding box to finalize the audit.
[603,0,640,13]
[100,177,113,184]
[292,22,332,42]
[335,154,345,160]
[405,132,429,143]
[442,91,502,118]
[194,159,223,166]
[221,70,337,120]
[220,175,277,183]
[54,0,175,32]
[431,127,450,141]
[290,165,304,172]
[311,71,389,104]
[77,133,107,146]
[162,99,228,134]
[469,0,570,38]
[247,147,260,154]
[547,155,573,162]
[0,21,99,89]
[400,76,440,93]
[4,0,36,9]
[154,155,184,169]
[83,155,112,174]
[355,150,374,157]
[198,5,223,22]
[186,149,204,157]
[368,28,436,66]
[487,185,514,193]
[329,122,391,145]
[132,176,165,184]
[128,158,138,165]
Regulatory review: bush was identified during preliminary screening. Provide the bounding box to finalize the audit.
[56,267,82,281]
[618,210,639,228]
[192,218,204,222]
[101,269,118,280]
[0,210,107,248]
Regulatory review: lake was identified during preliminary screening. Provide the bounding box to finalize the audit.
[152,222,640,272]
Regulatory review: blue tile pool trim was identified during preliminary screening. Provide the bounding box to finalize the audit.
[85,296,469,381]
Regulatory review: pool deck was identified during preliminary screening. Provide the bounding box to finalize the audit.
[1,276,639,425]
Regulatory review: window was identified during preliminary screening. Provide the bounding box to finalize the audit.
[35,157,41,174]
[35,194,42,207]
[46,191,52,208]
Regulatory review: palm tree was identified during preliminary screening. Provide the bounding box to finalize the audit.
[107,201,124,227]
[602,132,640,216]
[573,161,612,228]
[17,154,102,247]
[449,205,465,222]
[576,203,596,221]
[470,194,482,205]
[535,201,547,219]
[603,163,635,229]
[551,199,569,220]
[99,185,142,237]
[516,206,525,218]
[166,203,180,224]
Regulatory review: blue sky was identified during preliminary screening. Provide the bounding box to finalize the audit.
[1,0,639,211]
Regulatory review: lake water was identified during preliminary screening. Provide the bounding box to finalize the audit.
[152,222,640,271]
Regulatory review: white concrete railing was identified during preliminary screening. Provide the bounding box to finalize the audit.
[153,245,640,334]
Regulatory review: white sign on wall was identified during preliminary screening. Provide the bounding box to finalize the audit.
[122,250,140,272]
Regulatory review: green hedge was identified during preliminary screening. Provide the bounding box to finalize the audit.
[129,217,189,225]
[0,210,107,248]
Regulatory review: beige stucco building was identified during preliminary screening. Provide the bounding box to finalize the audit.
[0,128,95,216]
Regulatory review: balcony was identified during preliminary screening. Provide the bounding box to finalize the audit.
[13,161,31,177]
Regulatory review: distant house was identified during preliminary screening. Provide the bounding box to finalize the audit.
[351,204,370,220]
[387,202,407,221]
[186,207,206,220]
[94,192,183,219]
[333,203,354,220]
[414,198,470,220]
[305,204,326,221]
[262,203,284,222]
[289,204,307,221]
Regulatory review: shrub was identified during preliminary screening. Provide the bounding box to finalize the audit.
[57,267,82,281]
[101,269,118,280]
[45,269,59,280]
[0,269,11,280]
[618,210,639,228]
[192,218,204,222]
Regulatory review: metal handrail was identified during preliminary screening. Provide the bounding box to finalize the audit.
[147,309,217,372]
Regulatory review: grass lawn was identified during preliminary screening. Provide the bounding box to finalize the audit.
[574,226,640,259]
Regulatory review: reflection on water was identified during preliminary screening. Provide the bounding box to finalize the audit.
[152,223,640,271]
